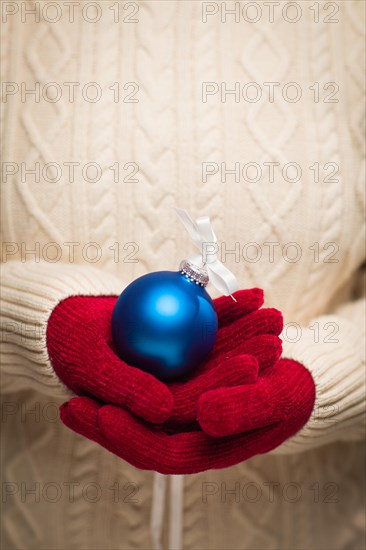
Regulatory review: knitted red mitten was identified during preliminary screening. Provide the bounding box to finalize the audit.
[167,289,283,426]
[47,296,173,423]
[197,358,316,437]
[60,360,315,474]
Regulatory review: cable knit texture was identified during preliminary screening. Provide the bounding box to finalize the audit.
[1,1,365,549]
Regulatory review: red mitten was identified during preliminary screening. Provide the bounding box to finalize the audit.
[197,358,315,437]
[47,296,173,423]
[60,360,315,474]
[167,289,283,426]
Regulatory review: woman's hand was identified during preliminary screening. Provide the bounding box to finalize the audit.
[166,289,283,427]
[60,358,315,474]
[47,295,174,424]
[50,288,312,474]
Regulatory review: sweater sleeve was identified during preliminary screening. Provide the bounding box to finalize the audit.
[0,260,124,399]
[275,295,365,454]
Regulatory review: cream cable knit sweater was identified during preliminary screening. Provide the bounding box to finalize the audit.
[1,2,365,549]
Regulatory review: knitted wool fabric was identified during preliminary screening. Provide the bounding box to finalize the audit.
[59,357,315,475]
[1,2,365,548]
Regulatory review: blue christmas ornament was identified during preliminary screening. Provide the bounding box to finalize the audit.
[111,208,238,381]
[112,262,217,380]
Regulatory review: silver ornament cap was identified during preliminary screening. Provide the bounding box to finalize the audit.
[179,259,209,287]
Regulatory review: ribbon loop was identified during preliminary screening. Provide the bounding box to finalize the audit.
[174,207,238,296]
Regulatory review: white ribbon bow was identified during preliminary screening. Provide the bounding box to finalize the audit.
[174,207,238,297]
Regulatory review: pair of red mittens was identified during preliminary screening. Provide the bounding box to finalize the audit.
[47,289,315,474]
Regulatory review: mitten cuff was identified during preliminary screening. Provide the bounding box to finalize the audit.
[274,307,365,454]
[1,261,123,398]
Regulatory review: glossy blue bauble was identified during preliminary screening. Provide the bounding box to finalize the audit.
[111,271,218,380]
